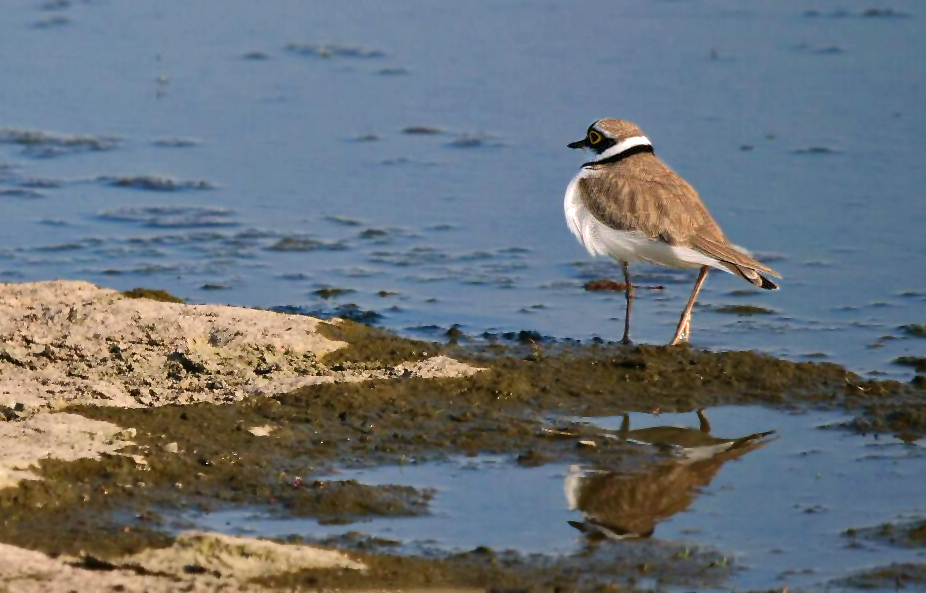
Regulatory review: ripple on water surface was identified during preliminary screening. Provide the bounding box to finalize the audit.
[97,206,237,228]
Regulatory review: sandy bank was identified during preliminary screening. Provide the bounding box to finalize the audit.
[0,280,481,411]
[0,531,362,593]
[0,280,485,590]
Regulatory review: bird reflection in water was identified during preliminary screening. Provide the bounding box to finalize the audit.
[565,410,774,541]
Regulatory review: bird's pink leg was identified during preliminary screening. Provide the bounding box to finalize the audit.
[670,266,710,345]
[621,260,634,345]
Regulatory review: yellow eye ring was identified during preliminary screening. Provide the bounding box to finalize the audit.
[588,130,602,144]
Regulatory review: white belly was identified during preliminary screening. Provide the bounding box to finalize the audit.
[563,169,724,271]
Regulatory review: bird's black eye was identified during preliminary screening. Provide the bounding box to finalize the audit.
[588,130,603,145]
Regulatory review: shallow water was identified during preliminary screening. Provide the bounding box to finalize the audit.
[1,0,925,378]
[180,407,926,591]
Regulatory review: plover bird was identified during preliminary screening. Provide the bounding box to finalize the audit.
[564,119,780,345]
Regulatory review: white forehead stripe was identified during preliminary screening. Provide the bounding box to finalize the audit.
[593,135,652,163]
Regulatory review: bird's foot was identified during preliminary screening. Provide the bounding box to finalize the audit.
[620,336,633,346]
[669,319,691,345]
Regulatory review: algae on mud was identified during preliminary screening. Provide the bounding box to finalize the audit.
[282,480,434,522]
[833,563,926,591]
[316,318,442,366]
[256,541,730,592]
[120,287,185,303]
[1,316,925,591]
[847,518,926,549]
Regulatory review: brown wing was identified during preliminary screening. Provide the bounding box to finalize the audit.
[579,155,723,245]
[687,234,780,278]
[579,155,780,278]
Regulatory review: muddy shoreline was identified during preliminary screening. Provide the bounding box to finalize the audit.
[0,281,923,592]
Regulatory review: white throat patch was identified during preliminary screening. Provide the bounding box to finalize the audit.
[592,135,652,163]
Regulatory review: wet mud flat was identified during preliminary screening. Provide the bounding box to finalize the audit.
[1,283,924,591]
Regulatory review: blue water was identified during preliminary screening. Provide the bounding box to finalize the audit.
[1,0,924,377]
[180,408,926,591]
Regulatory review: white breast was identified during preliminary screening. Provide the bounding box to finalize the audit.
[563,168,726,271]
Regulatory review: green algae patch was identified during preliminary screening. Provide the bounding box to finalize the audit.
[894,356,926,372]
[909,522,926,545]
[284,480,433,522]
[711,305,776,316]
[259,540,729,592]
[120,287,184,303]
[900,324,926,338]
[833,563,926,590]
[0,455,175,558]
[842,403,926,441]
[847,519,926,549]
[317,318,443,366]
[313,287,355,299]
[258,550,571,591]
[0,329,923,590]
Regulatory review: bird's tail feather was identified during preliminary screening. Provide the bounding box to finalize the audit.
[734,265,779,291]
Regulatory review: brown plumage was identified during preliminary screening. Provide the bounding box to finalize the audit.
[578,123,780,286]
[566,118,781,344]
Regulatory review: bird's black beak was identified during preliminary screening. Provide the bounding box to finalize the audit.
[568,138,588,149]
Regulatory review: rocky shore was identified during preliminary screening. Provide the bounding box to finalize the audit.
[0,281,922,592]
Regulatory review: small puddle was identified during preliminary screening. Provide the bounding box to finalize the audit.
[175,407,926,590]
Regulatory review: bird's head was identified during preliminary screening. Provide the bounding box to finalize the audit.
[568,119,647,154]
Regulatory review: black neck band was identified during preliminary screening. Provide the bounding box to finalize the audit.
[582,144,654,168]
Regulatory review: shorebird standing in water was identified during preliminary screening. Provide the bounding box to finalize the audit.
[564,119,780,345]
